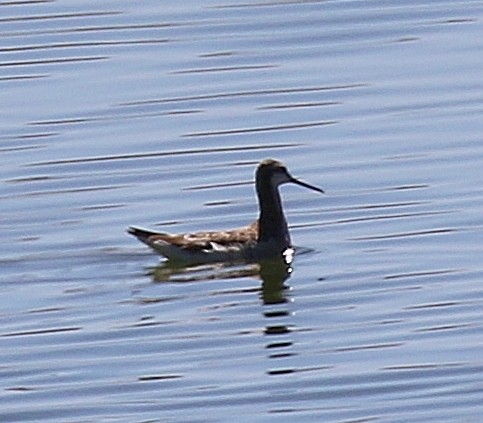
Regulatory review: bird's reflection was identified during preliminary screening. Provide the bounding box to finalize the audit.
[258,256,294,363]
[258,257,292,305]
[148,253,296,374]
[150,252,293,306]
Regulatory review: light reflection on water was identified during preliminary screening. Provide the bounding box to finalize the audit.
[1,0,483,422]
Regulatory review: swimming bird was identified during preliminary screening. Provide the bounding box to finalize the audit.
[127,159,324,264]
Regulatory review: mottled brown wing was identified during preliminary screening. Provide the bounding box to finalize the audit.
[148,221,258,251]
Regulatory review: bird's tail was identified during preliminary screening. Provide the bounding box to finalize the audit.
[126,226,158,243]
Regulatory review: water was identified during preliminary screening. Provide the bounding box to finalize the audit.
[1,1,483,422]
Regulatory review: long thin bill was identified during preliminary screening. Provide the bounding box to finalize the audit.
[291,177,325,194]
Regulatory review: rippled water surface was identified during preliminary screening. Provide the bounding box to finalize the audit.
[2,1,483,422]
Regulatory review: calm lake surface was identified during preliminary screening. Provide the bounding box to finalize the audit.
[1,1,483,422]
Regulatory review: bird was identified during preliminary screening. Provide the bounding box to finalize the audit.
[127,159,324,265]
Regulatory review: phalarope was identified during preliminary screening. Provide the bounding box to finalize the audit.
[128,159,324,264]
